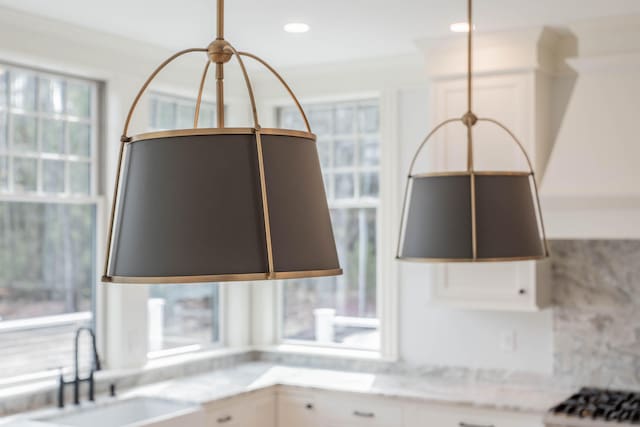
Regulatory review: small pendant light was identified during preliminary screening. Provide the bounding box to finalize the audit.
[102,0,342,283]
[396,0,549,262]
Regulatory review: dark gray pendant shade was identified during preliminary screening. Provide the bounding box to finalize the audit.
[101,29,343,284]
[396,0,549,263]
[398,172,546,262]
[396,116,549,263]
[104,129,341,283]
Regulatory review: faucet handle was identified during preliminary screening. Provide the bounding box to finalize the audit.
[57,367,65,408]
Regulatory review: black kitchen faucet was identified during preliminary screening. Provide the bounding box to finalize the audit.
[57,327,101,408]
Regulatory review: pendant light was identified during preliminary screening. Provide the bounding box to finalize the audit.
[102,0,342,284]
[396,0,549,262]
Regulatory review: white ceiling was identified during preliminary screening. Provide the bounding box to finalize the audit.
[2,0,640,67]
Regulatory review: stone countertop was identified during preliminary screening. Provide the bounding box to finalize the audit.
[122,362,569,414]
[0,362,571,426]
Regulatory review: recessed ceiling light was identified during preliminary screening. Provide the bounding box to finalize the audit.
[284,22,310,33]
[450,22,476,33]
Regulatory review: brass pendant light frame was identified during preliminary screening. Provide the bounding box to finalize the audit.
[396,0,549,263]
[102,0,342,283]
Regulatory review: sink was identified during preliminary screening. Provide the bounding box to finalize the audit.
[37,397,203,427]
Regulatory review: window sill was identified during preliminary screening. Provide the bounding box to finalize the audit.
[0,346,252,401]
[255,343,384,361]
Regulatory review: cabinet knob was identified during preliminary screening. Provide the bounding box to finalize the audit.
[217,415,232,423]
[305,403,314,410]
[518,288,526,295]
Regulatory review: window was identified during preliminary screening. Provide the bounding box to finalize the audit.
[278,100,380,350]
[146,93,221,356]
[149,92,216,131]
[0,64,99,380]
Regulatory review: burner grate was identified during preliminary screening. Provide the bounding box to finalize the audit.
[550,387,640,424]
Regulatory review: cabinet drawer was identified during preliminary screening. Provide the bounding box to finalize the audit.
[319,393,403,426]
[205,391,275,427]
[405,404,543,427]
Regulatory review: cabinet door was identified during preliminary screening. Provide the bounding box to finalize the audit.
[404,403,543,427]
[277,389,319,427]
[431,260,550,311]
[318,392,403,427]
[250,393,276,427]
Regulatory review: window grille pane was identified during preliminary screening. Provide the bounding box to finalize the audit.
[359,136,380,166]
[13,157,37,192]
[334,138,355,167]
[156,100,176,129]
[280,109,304,130]
[66,82,91,118]
[0,156,7,191]
[198,105,215,128]
[0,112,6,152]
[0,68,7,107]
[39,77,66,114]
[360,172,379,198]
[68,122,91,157]
[43,159,65,194]
[176,104,195,129]
[358,104,379,133]
[309,108,332,134]
[69,162,91,195]
[12,114,37,152]
[41,118,65,154]
[334,105,355,134]
[10,73,37,111]
[335,172,354,199]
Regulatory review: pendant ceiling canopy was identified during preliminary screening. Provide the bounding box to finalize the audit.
[102,0,341,284]
[397,0,549,263]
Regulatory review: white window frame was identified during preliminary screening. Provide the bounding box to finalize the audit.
[0,62,104,383]
[266,92,399,360]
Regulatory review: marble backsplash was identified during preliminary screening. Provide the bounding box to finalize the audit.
[550,240,640,389]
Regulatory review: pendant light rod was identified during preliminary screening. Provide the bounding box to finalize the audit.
[217,0,224,40]
[467,0,473,115]
[216,0,225,127]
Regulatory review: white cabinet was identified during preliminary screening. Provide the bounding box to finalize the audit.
[277,387,544,427]
[421,54,553,312]
[404,402,544,427]
[204,390,275,427]
[431,259,551,311]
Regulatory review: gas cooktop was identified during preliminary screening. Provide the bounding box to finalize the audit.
[545,387,640,426]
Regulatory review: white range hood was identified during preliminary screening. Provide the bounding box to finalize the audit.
[540,16,640,239]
